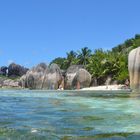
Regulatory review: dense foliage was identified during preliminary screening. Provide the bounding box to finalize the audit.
[51,34,140,84]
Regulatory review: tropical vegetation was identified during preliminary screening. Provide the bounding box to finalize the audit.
[50,34,140,84]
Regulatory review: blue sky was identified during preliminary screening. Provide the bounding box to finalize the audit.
[0,0,140,67]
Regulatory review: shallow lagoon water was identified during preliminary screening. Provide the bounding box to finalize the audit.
[0,90,140,140]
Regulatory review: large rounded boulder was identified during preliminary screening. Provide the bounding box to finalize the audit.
[21,63,48,89]
[19,75,27,88]
[128,47,140,90]
[8,63,28,77]
[42,63,62,89]
[0,66,8,76]
[26,70,45,89]
[20,63,63,90]
[65,65,84,89]
[72,68,91,89]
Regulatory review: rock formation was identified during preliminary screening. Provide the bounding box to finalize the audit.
[8,63,29,77]
[128,47,140,90]
[0,66,8,76]
[41,63,63,89]
[20,63,63,89]
[2,79,19,88]
[65,65,91,89]
[0,77,7,87]
[20,64,91,90]
[72,68,91,89]
[65,65,84,89]
[0,77,21,88]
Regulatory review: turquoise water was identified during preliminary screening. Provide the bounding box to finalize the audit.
[0,90,140,140]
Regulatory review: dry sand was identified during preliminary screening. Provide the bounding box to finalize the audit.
[81,85,127,91]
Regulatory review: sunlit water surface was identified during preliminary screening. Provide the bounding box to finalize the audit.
[0,90,140,140]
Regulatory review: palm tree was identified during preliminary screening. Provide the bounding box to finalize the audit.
[50,57,67,69]
[86,49,106,78]
[65,50,77,68]
[77,47,92,66]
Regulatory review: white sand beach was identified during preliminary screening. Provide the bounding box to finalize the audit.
[81,85,128,91]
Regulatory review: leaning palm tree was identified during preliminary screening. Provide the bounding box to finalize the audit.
[77,47,92,66]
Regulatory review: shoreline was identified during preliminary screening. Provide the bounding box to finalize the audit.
[0,84,131,91]
[80,84,130,91]
[0,85,132,93]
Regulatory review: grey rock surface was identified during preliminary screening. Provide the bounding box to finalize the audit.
[8,63,28,77]
[65,65,84,89]
[128,47,140,90]
[20,63,63,89]
[72,68,91,89]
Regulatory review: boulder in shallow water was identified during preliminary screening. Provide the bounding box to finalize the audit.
[65,65,84,89]
[20,63,63,90]
[2,79,20,88]
[72,68,91,89]
[128,47,140,90]
[0,77,7,85]
[21,63,48,89]
[41,63,63,89]
[64,65,91,89]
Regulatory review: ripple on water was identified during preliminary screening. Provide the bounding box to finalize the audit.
[0,90,140,139]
